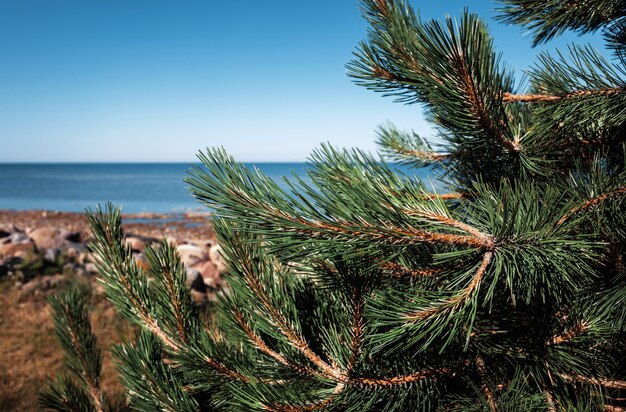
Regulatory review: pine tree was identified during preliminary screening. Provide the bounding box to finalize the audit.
[41,0,626,410]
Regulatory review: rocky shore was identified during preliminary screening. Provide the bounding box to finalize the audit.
[0,209,224,301]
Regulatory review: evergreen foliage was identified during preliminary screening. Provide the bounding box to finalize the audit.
[43,0,626,410]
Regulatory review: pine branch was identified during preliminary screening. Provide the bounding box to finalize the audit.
[43,291,104,412]
[232,309,318,377]
[475,355,497,412]
[223,227,348,382]
[353,367,451,387]
[404,251,493,322]
[546,321,590,346]
[559,374,626,389]
[265,383,346,412]
[496,0,626,45]
[348,2,523,157]
[503,86,626,102]
[557,185,626,225]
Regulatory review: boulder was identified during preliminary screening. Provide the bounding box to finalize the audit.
[176,244,208,268]
[0,242,34,258]
[186,268,206,292]
[0,223,20,238]
[3,232,31,245]
[192,260,222,289]
[209,244,227,273]
[27,227,69,250]
[65,242,88,260]
[43,248,60,263]
[125,236,145,252]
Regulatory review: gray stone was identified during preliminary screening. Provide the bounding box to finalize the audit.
[186,268,206,292]
[43,248,60,263]
[28,227,69,250]
[209,244,227,273]
[176,244,208,268]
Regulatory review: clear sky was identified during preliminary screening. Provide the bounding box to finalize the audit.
[0,1,608,162]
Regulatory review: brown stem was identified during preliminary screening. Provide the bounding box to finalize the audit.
[559,373,626,389]
[557,186,626,225]
[544,388,557,412]
[354,367,451,387]
[233,310,318,377]
[236,248,347,382]
[453,51,519,153]
[348,288,365,373]
[380,261,445,278]
[503,87,626,103]
[476,355,497,412]
[265,383,346,412]
[404,251,493,321]
[546,321,589,346]
[62,304,103,412]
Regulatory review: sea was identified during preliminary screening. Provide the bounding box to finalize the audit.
[0,163,437,214]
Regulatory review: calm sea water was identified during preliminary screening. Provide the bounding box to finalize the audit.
[0,163,436,213]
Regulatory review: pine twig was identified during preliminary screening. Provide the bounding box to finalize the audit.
[557,186,626,225]
[559,373,626,389]
[232,309,319,378]
[545,321,589,346]
[404,251,493,321]
[353,367,452,387]
[503,87,626,103]
[476,355,497,412]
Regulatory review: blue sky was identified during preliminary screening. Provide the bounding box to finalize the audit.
[0,1,607,162]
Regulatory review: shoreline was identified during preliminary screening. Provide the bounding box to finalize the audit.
[0,208,215,241]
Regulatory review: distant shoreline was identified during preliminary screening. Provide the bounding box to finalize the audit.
[0,209,215,242]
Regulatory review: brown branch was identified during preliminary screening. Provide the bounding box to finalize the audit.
[388,143,450,162]
[404,251,493,321]
[236,249,347,382]
[98,236,246,382]
[544,388,557,412]
[605,406,626,412]
[229,187,494,249]
[62,304,103,412]
[348,288,365,373]
[380,261,445,278]
[158,263,188,345]
[453,51,520,153]
[265,383,346,412]
[559,373,626,389]
[354,367,451,387]
[405,209,492,241]
[423,192,466,200]
[503,86,626,103]
[476,355,497,412]
[233,309,318,378]
[546,321,589,346]
[557,186,626,225]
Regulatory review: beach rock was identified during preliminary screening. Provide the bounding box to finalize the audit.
[209,244,226,273]
[176,244,208,268]
[125,236,145,252]
[0,242,35,258]
[85,262,98,275]
[186,269,206,292]
[20,274,65,294]
[0,223,20,238]
[43,248,60,263]
[192,260,221,289]
[65,242,87,260]
[189,238,214,250]
[3,232,31,245]
[27,227,70,250]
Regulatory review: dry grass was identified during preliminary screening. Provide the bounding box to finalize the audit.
[0,277,134,411]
